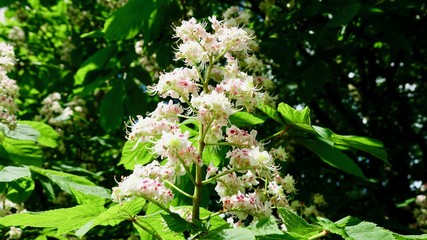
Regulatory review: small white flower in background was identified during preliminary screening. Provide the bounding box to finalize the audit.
[7,226,22,239]
[8,26,25,43]
[0,42,19,129]
[0,42,16,72]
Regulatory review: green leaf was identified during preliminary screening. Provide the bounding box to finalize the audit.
[229,112,265,127]
[6,177,35,203]
[75,198,146,237]
[298,137,367,179]
[161,212,193,233]
[393,233,427,240]
[257,103,284,124]
[103,0,156,41]
[326,3,361,28]
[135,212,186,240]
[19,121,60,148]
[74,46,115,86]
[277,208,322,237]
[257,234,297,240]
[30,166,110,204]
[0,205,104,235]
[277,103,312,132]
[202,228,256,240]
[345,221,394,240]
[2,137,43,166]
[119,140,154,170]
[0,166,31,182]
[312,126,388,163]
[202,146,228,166]
[317,217,351,239]
[1,123,39,141]
[247,216,283,236]
[99,79,125,132]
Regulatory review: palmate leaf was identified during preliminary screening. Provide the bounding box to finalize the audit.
[277,208,322,238]
[119,140,154,170]
[0,166,31,182]
[76,198,146,237]
[1,137,43,166]
[0,204,104,235]
[298,137,367,179]
[29,166,110,205]
[229,112,266,127]
[18,121,60,148]
[313,126,388,163]
[317,216,427,240]
[74,46,115,86]
[102,0,157,41]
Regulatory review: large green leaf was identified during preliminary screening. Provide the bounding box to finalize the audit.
[298,137,366,179]
[2,137,43,166]
[76,198,146,237]
[0,205,104,235]
[30,166,110,204]
[74,46,115,86]
[119,140,154,170]
[6,177,35,203]
[0,166,31,182]
[312,126,388,163]
[257,103,284,124]
[277,208,322,238]
[19,121,60,148]
[202,228,256,240]
[134,212,187,240]
[99,79,125,132]
[229,112,266,127]
[0,123,39,141]
[103,0,156,41]
[247,216,283,236]
[277,103,314,132]
[318,216,427,240]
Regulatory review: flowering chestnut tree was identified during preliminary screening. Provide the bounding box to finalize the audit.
[0,3,426,240]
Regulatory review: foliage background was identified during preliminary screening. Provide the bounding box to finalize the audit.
[0,0,426,238]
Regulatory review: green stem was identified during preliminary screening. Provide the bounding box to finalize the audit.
[175,153,196,185]
[164,180,193,199]
[308,230,329,240]
[192,121,205,222]
[203,55,214,93]
[260,125,292,143]
[132,217,163,240]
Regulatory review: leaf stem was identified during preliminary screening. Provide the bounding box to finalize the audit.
[164,179,193,199]
[202,167,254,185]
[132,217,163,240]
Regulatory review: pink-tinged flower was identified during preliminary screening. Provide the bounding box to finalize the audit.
[149,67,199,101]
[215,169,244,198]
[240,170,258,187]
[126,116,179,147]
[112,176,174,206]
[205,162,218,179]
[226,125,257,147]
[191,90,235,124]
[133,161,176,182]
[175,41,209,65]
[227,147,272,168]
[174,18,208,43]
[152,129,201,166]
[221,191,272,220]
[149,100,183,122]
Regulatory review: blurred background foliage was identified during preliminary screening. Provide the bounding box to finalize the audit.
[0,0,426,238]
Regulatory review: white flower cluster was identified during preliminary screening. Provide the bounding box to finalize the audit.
[1,195,26,239]
[37,92,85,127]
[114,7,294,223]
[0,42,19,129]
